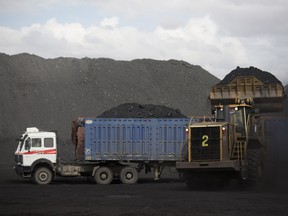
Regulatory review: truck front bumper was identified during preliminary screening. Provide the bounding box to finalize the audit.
[14,164,31,178]
[176,160,241,171]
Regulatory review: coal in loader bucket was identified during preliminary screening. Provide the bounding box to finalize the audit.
[209,67,285,113]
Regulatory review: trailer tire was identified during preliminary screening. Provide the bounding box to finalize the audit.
[94,167,113,185]
[32,167,53,185]
[119,167,139,184]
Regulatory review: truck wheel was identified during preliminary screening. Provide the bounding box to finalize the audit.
[247,149,264,184]
[119,167,138,184]
[94,167,113,185]
[33,167,53,185]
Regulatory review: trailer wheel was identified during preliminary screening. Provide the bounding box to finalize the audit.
[94,167,113,185]
[32,167,53,185]
[119,167,139,184]
[247,149,264,184]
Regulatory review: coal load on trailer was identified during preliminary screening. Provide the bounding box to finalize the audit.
[97,103,187,118]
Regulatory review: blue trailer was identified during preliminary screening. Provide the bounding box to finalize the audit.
[83,118,189,162]
[75,118,190,184]
[15,117,189,184]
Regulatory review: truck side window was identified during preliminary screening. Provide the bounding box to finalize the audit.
[32,138,42,148]
[24,138,32,150]
[44,138,53,148]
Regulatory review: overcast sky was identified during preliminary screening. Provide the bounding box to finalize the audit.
[0,0,287,84]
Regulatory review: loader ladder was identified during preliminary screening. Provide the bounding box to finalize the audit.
[231,141,246,160]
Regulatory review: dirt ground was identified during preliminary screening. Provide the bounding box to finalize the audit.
[1,167,288,216]
[1,138,288,216]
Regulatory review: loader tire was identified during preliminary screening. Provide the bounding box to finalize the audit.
[247,149,264,185]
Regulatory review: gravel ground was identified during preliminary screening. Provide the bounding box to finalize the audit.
[1,166,288,216]
[1,135,288,216]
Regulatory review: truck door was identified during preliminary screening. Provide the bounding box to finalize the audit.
[22,137,56,166]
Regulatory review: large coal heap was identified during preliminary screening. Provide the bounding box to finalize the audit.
[0,53,219,144]
[98,103,187,118]
[219,66,282,85]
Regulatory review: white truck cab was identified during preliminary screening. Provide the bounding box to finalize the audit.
[14,127,57,184]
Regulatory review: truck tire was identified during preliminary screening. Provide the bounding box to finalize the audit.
[119,167,139,184]
[94,167,113,185]
[32,167,53,185]
[247,149,264,184]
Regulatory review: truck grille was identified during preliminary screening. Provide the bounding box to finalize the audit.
[190,126,221,160]
[15,155,23,164]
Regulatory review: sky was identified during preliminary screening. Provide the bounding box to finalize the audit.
[0,0,287,84]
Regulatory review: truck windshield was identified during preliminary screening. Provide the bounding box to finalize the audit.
[18,134,28,151]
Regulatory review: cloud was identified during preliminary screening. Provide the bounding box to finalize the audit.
[100,16,119,28]
[0,16,247,76]
[0,0,288,84]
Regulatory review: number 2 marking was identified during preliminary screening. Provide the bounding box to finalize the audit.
[202,135,209,147]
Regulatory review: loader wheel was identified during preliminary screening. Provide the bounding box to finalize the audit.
[33,167,53,185]
[119,167,139,184]
[247,149,264,184]
[94,167,113,185]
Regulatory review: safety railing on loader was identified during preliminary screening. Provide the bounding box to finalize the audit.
[189,116,216,125]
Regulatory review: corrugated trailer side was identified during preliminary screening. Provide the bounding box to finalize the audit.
[83,118,189,162]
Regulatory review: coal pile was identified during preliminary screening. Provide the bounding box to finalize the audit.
[219,66,282,85]
[0,53,219,149]
[97,103,187,118]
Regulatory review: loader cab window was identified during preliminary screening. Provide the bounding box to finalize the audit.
[234,106,251,137]
[214,107,224,121]
[234,108,245,135]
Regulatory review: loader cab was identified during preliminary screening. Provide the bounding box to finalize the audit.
[213,100,252,138]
